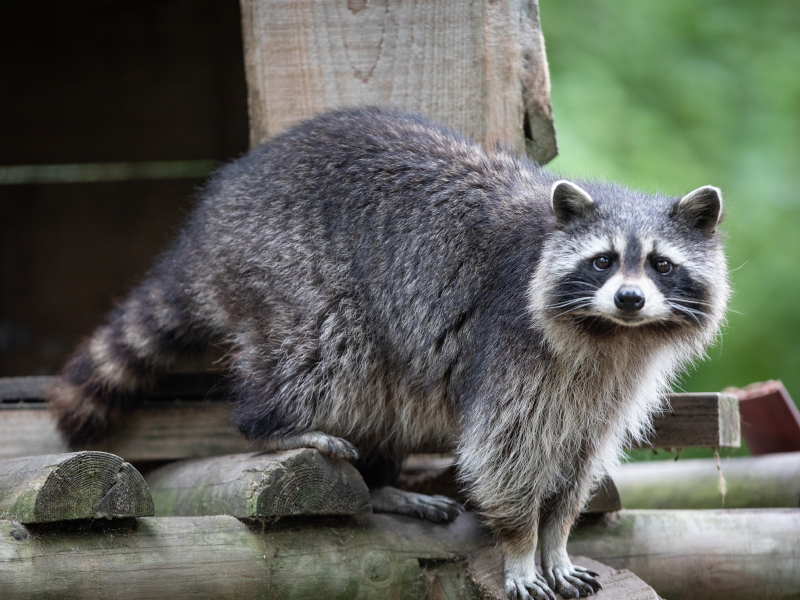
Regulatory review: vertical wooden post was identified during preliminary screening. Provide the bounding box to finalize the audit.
[239,0,558,163]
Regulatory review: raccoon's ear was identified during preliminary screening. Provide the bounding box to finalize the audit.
[550,180,594,226]
[675,185,723,234]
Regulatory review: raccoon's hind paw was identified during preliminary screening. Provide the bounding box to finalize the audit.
[258,432,359,462]
[541,564,601,599]
[48,380,115,449]
[369,486,464,523]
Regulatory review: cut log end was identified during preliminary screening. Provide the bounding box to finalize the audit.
[0,451,154,524]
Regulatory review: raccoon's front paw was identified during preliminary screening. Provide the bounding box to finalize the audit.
[541,562,601,599]
[315,434,360,462]
[259,431,360,462]
[369,486,464,523]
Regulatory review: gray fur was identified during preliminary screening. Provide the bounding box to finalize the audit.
[48,107,729,599]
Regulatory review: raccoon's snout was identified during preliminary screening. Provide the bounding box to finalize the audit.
[614,285,645,312]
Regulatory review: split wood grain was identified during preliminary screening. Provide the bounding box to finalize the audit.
[0,451,153,523]
[146,449,371,517]
[239,0,558,163]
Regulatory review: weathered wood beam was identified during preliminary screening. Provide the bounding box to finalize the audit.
[611,451,800,509]
[2,510,798,599]
[239,0,557,163]
[0,377,740,460]
[146,449,371,517]
[0,452,153,523]
[633,392,740,449]
[568,509,800,600]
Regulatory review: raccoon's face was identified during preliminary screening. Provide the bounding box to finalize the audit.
[530,180,729,337]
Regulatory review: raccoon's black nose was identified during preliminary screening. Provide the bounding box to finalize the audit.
[614,286,645,312]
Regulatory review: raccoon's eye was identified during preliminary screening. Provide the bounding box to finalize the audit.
[593,255,612,271]
[654,259,673,274]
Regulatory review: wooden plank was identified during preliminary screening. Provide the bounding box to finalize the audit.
[0,401,250,461]
[0,377,740,460]
[0,451,153,523]
[239,0,557,163]
[468,547,661,600]
[0,376,54,401]
[633,392,740,449]
[726,380,800,454]
[611,451,800,509]
[146,449,371,518]
[0,513,491,600]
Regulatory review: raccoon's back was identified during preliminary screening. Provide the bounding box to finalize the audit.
[181,107,555,364]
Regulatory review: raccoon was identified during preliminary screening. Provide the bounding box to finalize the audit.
[49,107,729,599]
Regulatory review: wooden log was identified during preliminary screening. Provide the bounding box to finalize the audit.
[239,0,558,163]
[0,512,492,600]
[3,510,798,599]
[146,449,371,517]
[0,377,740,460]
[611,452,800,509]
[568,509,800,600]
[0,451,153,523]
[468,547,661,600]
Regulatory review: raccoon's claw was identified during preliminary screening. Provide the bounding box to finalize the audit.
[542,564,602,598]
[505,573,557,600]
[369,486,464,523]
[319,435,360,462]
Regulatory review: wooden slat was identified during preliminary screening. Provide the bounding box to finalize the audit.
[0,401,250,461]
[0,451,153,523]
[0,377,740,460]
[634,392,740,449]
[239,0,557,163]
[146,450,371,518]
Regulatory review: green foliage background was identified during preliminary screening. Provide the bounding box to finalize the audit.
[539,0,800,459]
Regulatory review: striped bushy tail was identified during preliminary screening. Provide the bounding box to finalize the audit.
[48,271,209,448]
